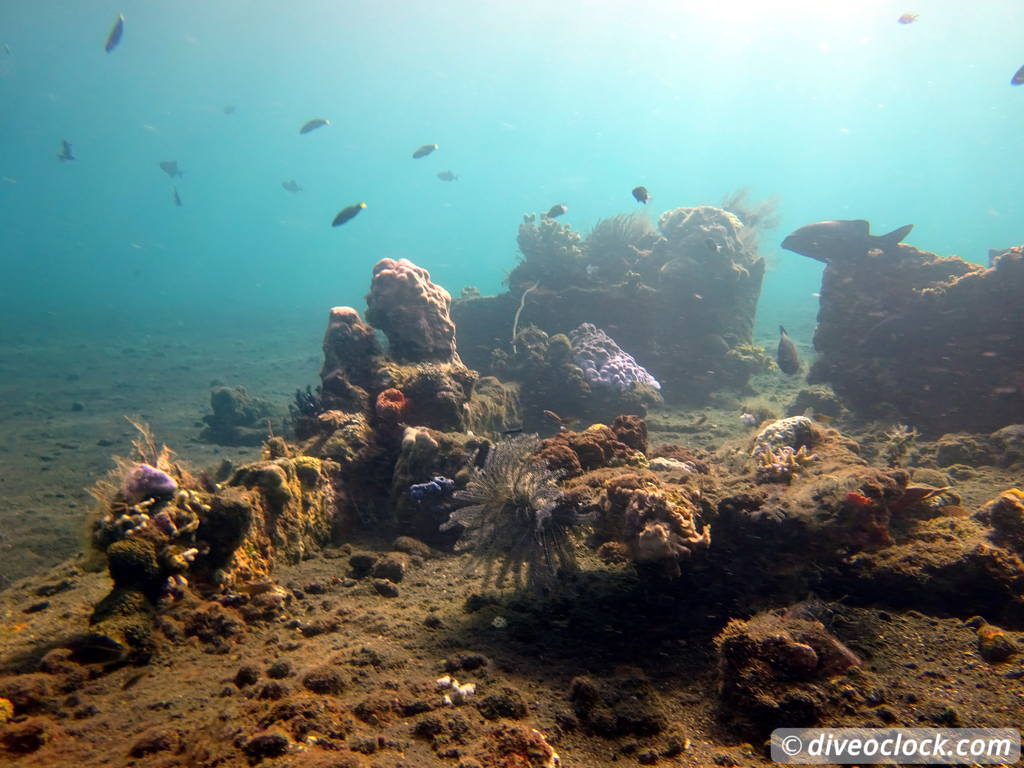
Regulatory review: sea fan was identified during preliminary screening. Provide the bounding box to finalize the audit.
[442,435,574,591]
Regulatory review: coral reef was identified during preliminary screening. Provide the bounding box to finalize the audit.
[880,423,918,467]
[366,257,460,364]
[715,609,862,739]
[199,385,274,446]
[754,444,818,484]
[793,232,1024,434]
[454,203,766,402]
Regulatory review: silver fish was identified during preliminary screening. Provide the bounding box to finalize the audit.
[105,14,124,53]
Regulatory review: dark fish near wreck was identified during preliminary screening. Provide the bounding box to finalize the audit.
[436,170,458,181]
[501,426,524,437]
[159,161,183,178]
[331,202,366,227]
[300,118,329,134]
[1012,64,1024,86]
[632,186,651,204]
[777,326,801,375]
[412,143,438,159]
[545,204,568,218]
[281,179,302,193]
[781,220,913,263]
[173,186,182,207]
[57,139,74,161]
[105,14,124,53]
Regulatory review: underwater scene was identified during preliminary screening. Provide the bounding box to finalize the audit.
[1,1,1023,765]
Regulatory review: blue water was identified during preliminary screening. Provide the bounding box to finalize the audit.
[1,0,1022,339]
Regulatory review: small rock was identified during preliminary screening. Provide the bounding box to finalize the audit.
[349,553,378,577]
[392,535,435,558]
[1,717,48,754]
[424,614,444,629]
[372,579,400,598]
[244,730,290,759]
[234,665,259,688]
[302,666,346,695]
[976,622,1018,663]
[638,748,659,765]
[266,661,293,679]
[371,552,411,583]
[256,681,289,700]
[477,686,527,720]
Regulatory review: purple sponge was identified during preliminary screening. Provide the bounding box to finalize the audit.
[570,323,660,393]
[123,464,178,504]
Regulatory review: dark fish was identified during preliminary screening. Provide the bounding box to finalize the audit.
[105,14,124,53]
[543,409,577,431]
[545,204,568,218]
[777,325,801,375]
[57,139,74,161]
[781,220,913,263]
[897,12,918,24]
[632,185,651,204]
[436,170,458,181]
[2,43,11,57]
[705,238,720,254]
[172,187,181,207]
[159,161,183,178]
[223,105,236,115]
[1012,64,1024,86]
[281,179,302,193]
[412,143,438,159]
[331,202,366,227]
[300,118,329,134]
[501,426,524,437]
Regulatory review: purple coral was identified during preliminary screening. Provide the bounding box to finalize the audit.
[123,463,177,504]
[569,323,660,393]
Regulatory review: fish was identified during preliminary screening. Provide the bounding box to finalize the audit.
[545,204,568,218]
[57,139,74,161]
[223,105,236,115]
[1012,65,1024,86]
[632,186,651,204]
[331,202,366,227]
[105,14,124,53]
[173,187,182,207]
[412,143,439,159]
[300,118,329,134]
[436,170,458,181]
[781,220,913,263]
[159,161,183,178]
[542,409,577,431]
[281,179,302,193]
[2,43,11,56]
[705,238,720,254]
[776,325,801,375]
[897,13,918,24]
[501,426,524,437]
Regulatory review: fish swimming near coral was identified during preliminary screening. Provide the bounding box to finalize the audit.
[105,14,124,53]
[543,410,576,431]
[1012,64,1024,86]
[332,202,366,227]
[172,186,182,207]
[300,118,329,134]
[159,161,183,178]
[412,143,438,159]
[632,186,651,204]
[781,220,913,263]
[776,326,801,375]
[281,179,302,193]
[545,204,568,219]
[57,139,74,161]
[437,170,458,182]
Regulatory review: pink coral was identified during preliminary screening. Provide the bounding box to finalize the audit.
[321,306,381,386]
[365,258,460,364]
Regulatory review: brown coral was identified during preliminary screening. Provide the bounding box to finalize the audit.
[366,258,460,364]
